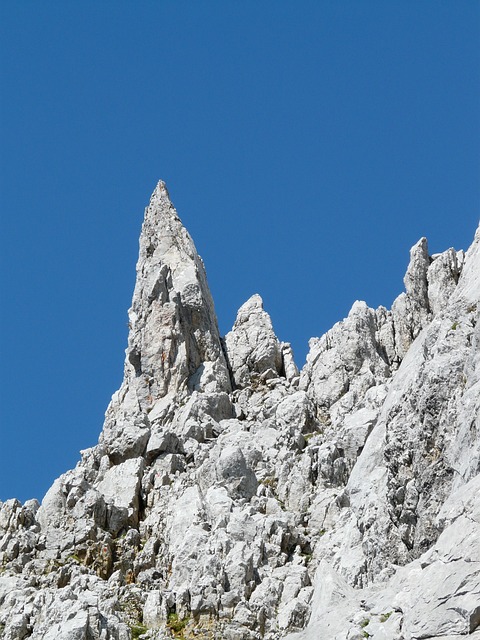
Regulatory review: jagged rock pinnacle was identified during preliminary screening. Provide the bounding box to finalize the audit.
[224,294,283,388]
[127,180,231,400]
[100,181,231,464]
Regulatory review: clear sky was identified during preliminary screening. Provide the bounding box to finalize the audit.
[1,2,479,503]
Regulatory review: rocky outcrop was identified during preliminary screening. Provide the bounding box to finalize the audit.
[287,224,480,640]
[0,182,478,640]
[224,294,284,388]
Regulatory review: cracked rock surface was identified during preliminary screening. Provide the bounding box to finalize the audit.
[1,182,479,640]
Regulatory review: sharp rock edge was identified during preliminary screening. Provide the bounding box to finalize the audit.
[1,181,479,640]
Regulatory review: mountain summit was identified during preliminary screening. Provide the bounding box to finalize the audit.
[1,184,479,640]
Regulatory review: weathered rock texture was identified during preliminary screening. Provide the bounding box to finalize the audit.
[1,182,479,640]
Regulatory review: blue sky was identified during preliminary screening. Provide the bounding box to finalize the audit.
[1,2,479,503]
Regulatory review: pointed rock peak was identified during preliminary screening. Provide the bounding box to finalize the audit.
[147,179,176,216]
[225,294,283,388]
[453,220,480,304]
[407,237,430,273]
[412,236,428,251]
[139,180,195,266]
[404,236,430,305]
[232,293,278,332]
[237,293,264,315]
[122,181,231,410]
[153,178,169,198]
[142,180,179,235]
[348,300,370,317]
[246,293,263,306]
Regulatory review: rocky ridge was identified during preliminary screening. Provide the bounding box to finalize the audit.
[0,181,478,640]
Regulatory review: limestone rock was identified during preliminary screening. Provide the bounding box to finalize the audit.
[300,300,391,429]
[127,180,231,398]
[1,182,478,640]
[224,294,283,388]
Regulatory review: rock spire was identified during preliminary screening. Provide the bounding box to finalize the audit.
[126,180,231,399]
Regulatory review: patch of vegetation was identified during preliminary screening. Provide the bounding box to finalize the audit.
[131,623,148,639]
[44,558,63,574]
[167,613,189,638]
[119,593,145,635]
[425,445,441,464]
[359,617,371,638]
[250,373,268,391]
[379,611,392,622]
[67,553,82,564]
[451,321,458,330]
[0,558,8,575]
[262,475,277,489]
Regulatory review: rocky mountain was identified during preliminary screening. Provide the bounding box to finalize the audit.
[1,181,479,640]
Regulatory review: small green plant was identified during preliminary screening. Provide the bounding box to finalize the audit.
[359,618,371,637]
[67,553,82,564]
[451,321,458,330]
[45,558,64,574]
[167,613,189,637]
[131,623,148,639]
[379,611,392,622]
[262,475,277,489]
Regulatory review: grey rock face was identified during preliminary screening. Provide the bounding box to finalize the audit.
[127,181,231,398]
[0,183,478,640]
[224,294,284,389]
